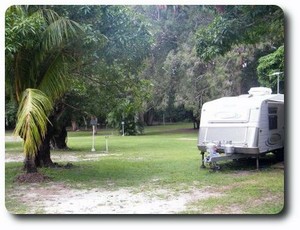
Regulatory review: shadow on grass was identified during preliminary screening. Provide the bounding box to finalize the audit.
[37,159,170,189]
[215,154,284,172]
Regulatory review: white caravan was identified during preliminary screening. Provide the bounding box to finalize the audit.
[197,87,284,168]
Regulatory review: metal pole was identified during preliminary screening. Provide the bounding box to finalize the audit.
[277,74,280,94]
[200,152,206,169]
[270,72,283,94]
[91,125,96,152]
[121,121,125,136]
[105,136,109,153]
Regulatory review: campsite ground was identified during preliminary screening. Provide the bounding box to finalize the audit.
[5,123,284,214]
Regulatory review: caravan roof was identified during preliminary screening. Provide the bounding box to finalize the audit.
[204,88,284,109]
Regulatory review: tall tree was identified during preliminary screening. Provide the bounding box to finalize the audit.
[136,5,213,125]
[6,5,83,172]
[195,5,284,93]
[195,5,284,61]
[58,6,153,135]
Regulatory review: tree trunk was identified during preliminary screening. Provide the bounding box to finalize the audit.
[35,124,68,168]
[193,116,200,129]
[71,120,78,131]
[144,109,154,126]
[50,101,69,149]
[34,99,72,169]
[83,116,88,130]
[51,125,68,149]
[35,121,55,168]
[24,156,38,173]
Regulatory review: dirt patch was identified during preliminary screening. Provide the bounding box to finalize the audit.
[14,172,51,183]
[5,136,22,142]
[7,182,221,214]
[5,154,24,163]
[5,152,121,163]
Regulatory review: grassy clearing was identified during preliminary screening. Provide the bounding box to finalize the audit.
[5,122,284,214]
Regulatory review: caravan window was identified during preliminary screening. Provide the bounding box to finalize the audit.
[268,107,278,130]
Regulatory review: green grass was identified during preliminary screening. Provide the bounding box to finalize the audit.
[5,122,284,214]
[183,169,284,214]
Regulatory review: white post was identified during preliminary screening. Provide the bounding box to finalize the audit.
[121,121,125,136]
[91,125,96,152]
[277,74,280,94]
[105,136,109,153]
[270,72,283,94]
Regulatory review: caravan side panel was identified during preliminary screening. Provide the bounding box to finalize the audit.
[258,102,269,153]
[258,101,284,153]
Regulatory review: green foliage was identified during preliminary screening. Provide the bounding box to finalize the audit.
[107,99,144,135]
[5,6,44,54]
[257,45,284,92]
[196,16,240,61]
[195,5,284,61]
[5,99,18,128]
[137,6,213,123]
[5,5,83,101]
[138,5,276,123]
[96,6,153,73]
[5,5,154,137]
[106,78,153,135]
[56,6,153,130]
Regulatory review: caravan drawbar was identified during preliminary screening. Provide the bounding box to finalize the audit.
[197,87,284,169]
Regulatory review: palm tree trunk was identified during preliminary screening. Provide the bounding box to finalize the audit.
[50,101,69,150]
[35,114,68,168]
[35,121,55,168]
[24,156,38,173]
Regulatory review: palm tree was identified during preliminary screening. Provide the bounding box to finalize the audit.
[5,6,83,173]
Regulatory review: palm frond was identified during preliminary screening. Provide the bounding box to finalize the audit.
[42,16,83,52]
[14,88,53,157]
[32,9,83,100]
[38,54,70,102]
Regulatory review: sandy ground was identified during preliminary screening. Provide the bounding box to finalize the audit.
[5,151,120,163]
[9,181,220,214]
